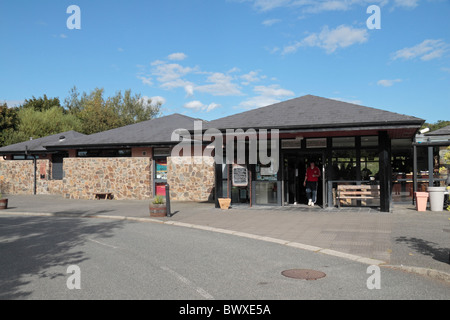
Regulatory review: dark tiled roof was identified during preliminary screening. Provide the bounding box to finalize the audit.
[0,131,85,154]
[425,125,450,136]
[205,95,424,130]
[45,113,204,148]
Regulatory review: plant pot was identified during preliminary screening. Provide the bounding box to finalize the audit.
[149,204,167,217]
[218,198,231,210]
[0,198,8,210]
[415,192,428,212]
[427,187,446,212]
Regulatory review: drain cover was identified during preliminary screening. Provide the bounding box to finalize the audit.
[281,269,326,280]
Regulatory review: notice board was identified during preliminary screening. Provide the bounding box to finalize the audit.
[232,165,248,187]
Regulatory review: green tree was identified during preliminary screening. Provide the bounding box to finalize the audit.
[22,95,62,112]
[0,103,20,147]
[3,106,82,145]
[75,88,121,135]
[421,120,450,132]
[64,87,161,134]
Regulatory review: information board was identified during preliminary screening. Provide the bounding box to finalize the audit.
[232,165,248,186]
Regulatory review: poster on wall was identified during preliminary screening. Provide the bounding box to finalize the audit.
[232,164,248,187]
[155,160,167,180]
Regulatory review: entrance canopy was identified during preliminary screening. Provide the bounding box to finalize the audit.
[206,95,424,212]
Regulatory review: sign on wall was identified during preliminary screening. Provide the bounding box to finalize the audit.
[232,164,248,187]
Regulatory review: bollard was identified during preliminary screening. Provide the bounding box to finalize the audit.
[165,183,171,217]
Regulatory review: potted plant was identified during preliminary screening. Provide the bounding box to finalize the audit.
[218,198,231,210]
[0,175,7,210]
[149,195,167,217]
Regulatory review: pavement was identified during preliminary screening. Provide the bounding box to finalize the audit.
[1,194,450,283]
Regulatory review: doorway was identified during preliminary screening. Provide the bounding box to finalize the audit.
[283,152,325,207]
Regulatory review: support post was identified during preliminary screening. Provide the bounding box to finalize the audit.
[214,163,222,208]
[165,183,171,217]
[378,131,391,212]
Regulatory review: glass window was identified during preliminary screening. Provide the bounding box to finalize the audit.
[332,150,357,180]
[361,136,378,147]
[255,181,278,205]
[392,139,412,148]
[12,155,39,160]
[332,137,355,148]
[154,147,171,157]
[360,150,379,180]
[77,149,131,157]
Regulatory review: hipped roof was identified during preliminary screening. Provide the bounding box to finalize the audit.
[0,131,85,154]
[205,95,424,130]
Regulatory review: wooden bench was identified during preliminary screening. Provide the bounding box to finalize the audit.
[94,192,113,200]
[336,185,380,208]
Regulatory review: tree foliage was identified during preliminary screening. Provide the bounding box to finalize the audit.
[0,103,19,147]
[421,120,450,132]
[64,87,161,135]
[1,87,161,146]
[2,106,82,146]
[22,95,62,112]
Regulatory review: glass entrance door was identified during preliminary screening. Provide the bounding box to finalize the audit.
[283,152,325,207]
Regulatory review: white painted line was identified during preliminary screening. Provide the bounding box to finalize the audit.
[160,266,214,300]
[285,242,323,252]
[87,238,119,249]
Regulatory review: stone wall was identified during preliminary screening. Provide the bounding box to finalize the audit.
[62,158,152,200]
[1,156,214,202]
[0,159,54,195]
[167,156,215,201]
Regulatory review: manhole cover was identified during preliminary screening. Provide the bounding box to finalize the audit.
[281,269,326,280]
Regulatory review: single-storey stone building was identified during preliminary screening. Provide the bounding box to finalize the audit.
[0,95,429,212]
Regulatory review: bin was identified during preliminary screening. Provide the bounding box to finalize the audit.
[415,192,428,212]
[427,187,446,212]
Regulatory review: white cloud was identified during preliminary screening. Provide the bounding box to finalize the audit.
[183,100,221,112]
[149,96,166,107]
[262,19,281,26]
[152,62,196,90]
[137,75,153,86]
[254,84,294,97]
[184,84,194,96]
[141,96,166,108]
[242,0,392,14]
[237,84,295,110]
[377,79,402,87]
[392,39,448,61]
[195,72,242,96]
[251,0,291,11]
[240,70,265,85]
[283,24,368,54]
[168,52,188,61]
[302,0,351,13]
[393,0,419,8]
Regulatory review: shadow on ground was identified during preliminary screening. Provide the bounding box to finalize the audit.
[0,215,124,299]
[395,236,450,265]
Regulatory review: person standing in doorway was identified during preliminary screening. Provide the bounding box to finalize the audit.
[304,161,321,206]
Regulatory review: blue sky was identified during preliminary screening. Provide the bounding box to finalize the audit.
[0,0,449,123]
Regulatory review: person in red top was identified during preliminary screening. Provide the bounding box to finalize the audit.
[303,161,321,206]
